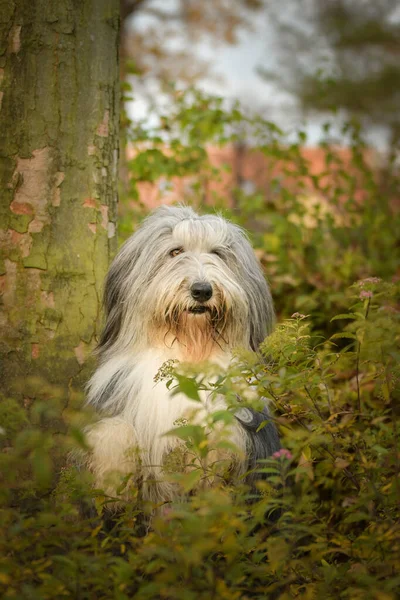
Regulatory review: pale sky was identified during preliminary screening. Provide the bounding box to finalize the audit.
[127,5,310,135]
[127,1,384,147]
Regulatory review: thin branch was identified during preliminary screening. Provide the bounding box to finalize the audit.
[304,385,323,419]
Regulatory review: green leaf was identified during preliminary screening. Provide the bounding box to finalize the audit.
[164,424,206,447]
[330,313,357,322]
[343,512,369,524]
[32,448,53,488]
[173,375,201,401]
[330,332,358,340]
[210,410,233,425]
[180,468,203,492]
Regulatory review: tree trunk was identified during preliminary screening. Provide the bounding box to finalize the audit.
[0,0,120,407]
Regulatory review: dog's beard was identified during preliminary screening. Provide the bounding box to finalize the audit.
[170,302,229,362]
[148,300,229,362]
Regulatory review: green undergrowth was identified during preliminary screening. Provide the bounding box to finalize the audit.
[1,279,399,599]
[1,88,399,598]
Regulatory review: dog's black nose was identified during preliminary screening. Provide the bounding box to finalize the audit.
[190,282,213,302]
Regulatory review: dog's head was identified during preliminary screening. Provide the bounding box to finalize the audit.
[99,206,274,360]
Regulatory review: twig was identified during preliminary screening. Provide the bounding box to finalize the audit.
[304,385,323,419]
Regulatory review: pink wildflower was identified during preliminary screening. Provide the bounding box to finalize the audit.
[363,277,381,284]
[272,448,293,460]
[358,277,381,287]
[291,312,306,319]
[359,290,373,299]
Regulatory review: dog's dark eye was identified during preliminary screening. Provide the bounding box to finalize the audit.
[170,247,184,257]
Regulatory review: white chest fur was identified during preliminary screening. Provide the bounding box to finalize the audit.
[86,348,247,503]
[122,349,241,466]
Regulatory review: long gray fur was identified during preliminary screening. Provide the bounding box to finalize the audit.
[87,205,280,496]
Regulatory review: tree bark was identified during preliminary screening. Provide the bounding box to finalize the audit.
[0,0,120,406]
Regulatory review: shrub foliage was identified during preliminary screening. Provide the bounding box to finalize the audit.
[1,89,399,599]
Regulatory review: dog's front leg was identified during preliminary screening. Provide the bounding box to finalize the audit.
[85,416,139,500]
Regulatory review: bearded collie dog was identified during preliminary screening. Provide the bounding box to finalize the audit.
[85,205,279,506]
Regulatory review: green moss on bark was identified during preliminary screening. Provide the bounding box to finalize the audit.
[0,0,120,406]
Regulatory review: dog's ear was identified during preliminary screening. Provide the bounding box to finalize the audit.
[98,239,141,354]
[232,228,275,350]
[97,205,178,354]
[98,261,123,353]
[247,267,275,351]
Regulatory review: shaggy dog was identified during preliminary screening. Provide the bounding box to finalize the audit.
[85,205,280,506]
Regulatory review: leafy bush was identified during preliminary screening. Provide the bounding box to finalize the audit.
[1,281,399,599]
[1,89,399,599]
